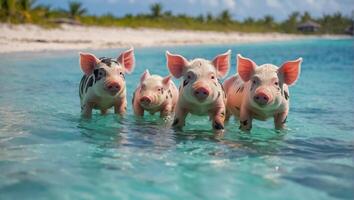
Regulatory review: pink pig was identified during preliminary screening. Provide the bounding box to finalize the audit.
[166,50,231,131]
[132,70,179,117]
[79,48,135,118]
[223,54,302,131]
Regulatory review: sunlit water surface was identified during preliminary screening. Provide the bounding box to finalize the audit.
[0,39,353,200]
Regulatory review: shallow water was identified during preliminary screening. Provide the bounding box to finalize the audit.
[0,39,353,200]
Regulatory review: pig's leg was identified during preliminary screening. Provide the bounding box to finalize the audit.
[81,102,94,118]
[133,103,144,117]
[225,110,231,122]
[239,105,252,131]
[100,109,108,115]
[274,111,288,130]
[211,107,226,131]
[172,105,187,129]
[160,105,173,118]
[114,98,127,115]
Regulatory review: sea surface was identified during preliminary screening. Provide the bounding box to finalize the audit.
[0,39,353,200]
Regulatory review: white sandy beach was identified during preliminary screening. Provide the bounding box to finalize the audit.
[0,23,349,53]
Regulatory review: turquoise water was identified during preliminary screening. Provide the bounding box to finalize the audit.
[0,39,353,200]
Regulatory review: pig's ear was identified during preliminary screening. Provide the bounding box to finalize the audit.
[79,52,99,75]
[118,47,135,74]
[237,54,257,82]
[278,58,302,86]
[166,51,188,78]
[140,69,150,82]
[162,75,172,86]
[212,49,231,78]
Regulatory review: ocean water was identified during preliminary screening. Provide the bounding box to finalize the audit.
[0,39,353,200]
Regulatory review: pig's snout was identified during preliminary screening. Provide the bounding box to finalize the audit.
[140,96,152,105]
[105,82,121,94]
[193,87,210,101]
[254,92,271,106]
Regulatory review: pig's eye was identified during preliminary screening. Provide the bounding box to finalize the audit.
[211,75,215,79]
[252,80,257,84]
[274,82,279,86]
[119,71,125,79]
[186,72,195,79]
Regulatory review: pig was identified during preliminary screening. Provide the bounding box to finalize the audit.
[78,48,135,118]
[223,54,302,131]
[132,70,179,118]
[166,50,231,132]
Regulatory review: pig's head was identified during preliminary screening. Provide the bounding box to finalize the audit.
[166,50,230,105]
[79,48,135,96]
[237,54,302,109]
[138,70,172,109]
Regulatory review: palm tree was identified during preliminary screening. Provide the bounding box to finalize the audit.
[288,11,300,23]
[18,0,35,11]
[263,15,275,28]
[206,12,213,22]
[17,0,36,22]
[68,1,86,19]
[34,4,51,19]
[219,10,231,23]
[301,11,312,22]
[282,11,300,32]
[244,17,255,24]
[1,0,16,18]
[150,3,162,18]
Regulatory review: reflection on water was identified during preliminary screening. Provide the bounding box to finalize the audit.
[0,39,353,200]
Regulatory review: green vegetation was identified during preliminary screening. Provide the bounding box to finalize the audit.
[0,0,352,34]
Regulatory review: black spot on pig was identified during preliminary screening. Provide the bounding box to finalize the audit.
[241,120,248,126]
[214,121,224,130]
[284,91,289,100]
[85,76,94,93]
[132,92,135,104]
[94,68,106,81]
[236,85,244,93]
[172,118,179,126]
[99,57,114,67]
[79,75,86,95]
[183,80,189,87]
[282,116,287,124]
[239,86,244,92]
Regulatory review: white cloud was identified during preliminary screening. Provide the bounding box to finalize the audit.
[266,0,282,8]
[224,0,236,9]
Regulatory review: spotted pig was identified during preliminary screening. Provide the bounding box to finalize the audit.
[79,48,135,118]
[166,50,231,132]
[223,54,302,131]
[132,70,178,118]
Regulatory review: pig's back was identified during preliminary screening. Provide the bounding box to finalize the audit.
[224,74,246,117]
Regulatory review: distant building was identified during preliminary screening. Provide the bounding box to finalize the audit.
[297,20,321,33]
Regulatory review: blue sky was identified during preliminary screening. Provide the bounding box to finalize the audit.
[37,0,354,21]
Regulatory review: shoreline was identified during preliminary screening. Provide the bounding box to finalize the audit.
[0,23,351,54]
